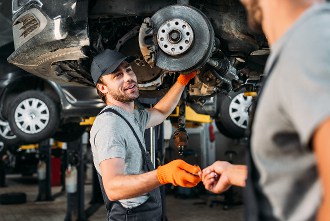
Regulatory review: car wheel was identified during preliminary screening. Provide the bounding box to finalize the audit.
[0,192,27,204]
[141,5,214,72]
[0,119,22,146]
[215,88,253,139]
[53,122,86,142]
[0,141,5,156]
[215,120,237,139]
[8,90,60,143]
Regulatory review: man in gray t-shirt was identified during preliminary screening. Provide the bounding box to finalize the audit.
[89,49,201,221]
[202,0,330,220]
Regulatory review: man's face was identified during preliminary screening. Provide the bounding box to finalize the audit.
[240,0,263,33]
[100,61,139,103]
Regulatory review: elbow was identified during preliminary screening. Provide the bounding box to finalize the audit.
[104,187,119,201]
[105,190,119,201]
[104,185,121,201]
[107,193,119,202]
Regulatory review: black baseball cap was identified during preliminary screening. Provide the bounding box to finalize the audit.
[91,49,135,85]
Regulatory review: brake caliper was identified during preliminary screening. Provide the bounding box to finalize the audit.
[139,17,157,68]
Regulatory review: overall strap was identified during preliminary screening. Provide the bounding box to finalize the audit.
[97,108,164,220]
[247,54,280,133]
[99,108,154,171]
[245,54,280,221]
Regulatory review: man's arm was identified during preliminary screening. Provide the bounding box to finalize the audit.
[100,158,201,201]
[146,72,196,128]
[100,158,160,201]
[147,81,185,128]
[313,117,330,221]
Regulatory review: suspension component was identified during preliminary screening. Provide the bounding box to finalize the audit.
[207,57,239,81]
[173,88,188,155]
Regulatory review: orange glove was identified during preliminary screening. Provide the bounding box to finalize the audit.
[156,159,201,187]
[177,71,198,86]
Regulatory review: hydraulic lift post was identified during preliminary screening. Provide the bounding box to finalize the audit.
[64,137,87,221]
[36,139,53,201]
[145,122,166,219]
[0,145,6,187]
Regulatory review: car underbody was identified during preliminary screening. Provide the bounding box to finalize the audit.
[7,0,269,138]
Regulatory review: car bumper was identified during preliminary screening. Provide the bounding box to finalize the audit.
[8,0,90,85]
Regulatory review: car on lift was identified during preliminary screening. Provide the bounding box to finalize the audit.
[5,0,269,139]
[0,42,105,146]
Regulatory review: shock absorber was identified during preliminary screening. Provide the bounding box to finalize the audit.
[173,88,189,155]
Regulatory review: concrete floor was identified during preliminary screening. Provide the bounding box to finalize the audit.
[0,174,244,221]
[0,126,246,221]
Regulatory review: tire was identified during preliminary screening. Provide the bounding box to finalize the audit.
[216,88,252,139]
[8,90,60,143]
[215,120,237,138]
[0,141,5,156]
[0,119,22,146]
[0,192,27,204]
[53,122,86,142]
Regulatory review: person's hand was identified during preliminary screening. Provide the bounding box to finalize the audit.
[202,161,233,194]
[177,70,198,86]
[157,159,201,187]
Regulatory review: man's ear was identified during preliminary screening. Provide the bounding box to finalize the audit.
[96,83,108,94]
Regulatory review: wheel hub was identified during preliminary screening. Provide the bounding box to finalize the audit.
[157,18,194,56]
[29,113,36,120]
[15,98,49,134]
[142,5,214,72]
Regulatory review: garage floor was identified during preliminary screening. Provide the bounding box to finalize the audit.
[0,174,244,221]
[0,127,247,221]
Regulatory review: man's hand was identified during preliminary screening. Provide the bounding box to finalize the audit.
[202,161,232,193]
[177,71,198,86]
[202,161,247,194]
[157,159,201,187]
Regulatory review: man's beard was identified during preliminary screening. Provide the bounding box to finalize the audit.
[244,0,263,33]
[108,86,139,103]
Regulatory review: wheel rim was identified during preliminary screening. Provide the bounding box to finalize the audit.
[151,5,214,72]
[157,18,194,56]
[0,119,17,139]
[229,93,252,129]
[0,141,4,155]
[14,98,50,134]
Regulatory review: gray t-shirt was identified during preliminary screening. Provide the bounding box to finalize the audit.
[90,105,150,208]
[251,3,330,220]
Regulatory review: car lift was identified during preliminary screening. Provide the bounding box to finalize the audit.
[32,135,91,220]
[36,139,54,201]
[0,143,7,187]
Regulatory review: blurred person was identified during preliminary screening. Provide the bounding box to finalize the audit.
[202,0,330,220]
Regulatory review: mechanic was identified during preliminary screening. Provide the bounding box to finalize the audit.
[89,49,201,221]
[202,0,330,220]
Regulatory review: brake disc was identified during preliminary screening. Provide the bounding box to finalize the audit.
[149,5,214,72]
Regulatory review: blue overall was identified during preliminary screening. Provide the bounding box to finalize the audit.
[97,108,163,221]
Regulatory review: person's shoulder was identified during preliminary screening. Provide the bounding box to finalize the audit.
[283,23,327,63]
[290,8,330,49]
[95,109,116,121]
[92,109,122,128]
